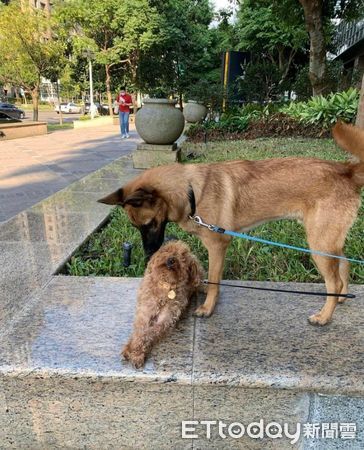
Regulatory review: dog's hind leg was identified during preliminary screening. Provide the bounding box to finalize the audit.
[194,236,230,317]
[304,208,353,325]
[308,254,342,326]
[338,259,350,303]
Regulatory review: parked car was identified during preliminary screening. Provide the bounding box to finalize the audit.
[55,102,82,114]
[0,111,22,123]
[0,103,25,119]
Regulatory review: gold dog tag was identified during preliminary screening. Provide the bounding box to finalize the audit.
[168,290,176,300]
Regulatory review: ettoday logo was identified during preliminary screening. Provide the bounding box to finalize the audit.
[181,420,357,444]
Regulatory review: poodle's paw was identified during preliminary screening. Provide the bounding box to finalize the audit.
[121,343,132,361]
[129,353,146,369]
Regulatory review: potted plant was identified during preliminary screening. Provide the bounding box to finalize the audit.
[135,88,185,145]
[183,81,210,123]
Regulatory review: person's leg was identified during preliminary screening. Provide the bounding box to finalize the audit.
[119,111,124,136]
[123,112,128,136]
[122,112,128,136]
[125,112,130,136]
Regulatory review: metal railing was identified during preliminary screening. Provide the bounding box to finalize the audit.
[335,19,364,56]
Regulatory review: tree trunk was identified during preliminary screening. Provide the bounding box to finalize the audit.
[278,46,284,73]
[299,0,327,96]
[31,86,39,121]
[105,64,113,117]
[355,74,364,129]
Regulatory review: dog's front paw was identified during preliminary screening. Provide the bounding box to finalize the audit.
[308,313,331,326]
[194,304,214,318]
[129,353,146,369]
[121,343,132,361]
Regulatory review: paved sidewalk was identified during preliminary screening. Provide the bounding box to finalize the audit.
[0,124,140,222]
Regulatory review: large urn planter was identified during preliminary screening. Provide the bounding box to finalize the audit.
[133,98,184,169]
[135,98,184,144]
[183,100,207,123]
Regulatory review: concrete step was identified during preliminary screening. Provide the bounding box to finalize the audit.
[1,276,363,449]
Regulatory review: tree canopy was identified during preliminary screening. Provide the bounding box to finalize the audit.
[0,0,67,119]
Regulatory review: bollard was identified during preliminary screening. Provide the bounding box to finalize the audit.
[123,242,133,267]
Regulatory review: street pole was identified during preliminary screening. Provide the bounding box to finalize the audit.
[89,58,95,119]
[56,80,63,126]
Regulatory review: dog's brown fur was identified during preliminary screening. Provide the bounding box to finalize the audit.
[100,122,364,326]
[122,241,203,368]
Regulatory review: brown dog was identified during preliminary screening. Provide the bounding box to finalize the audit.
[100,122,364,326]
[122,240,203,368]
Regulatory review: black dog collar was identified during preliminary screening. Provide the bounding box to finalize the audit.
[188,185,196,217]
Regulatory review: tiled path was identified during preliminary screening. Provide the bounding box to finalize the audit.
[0,124,140,222]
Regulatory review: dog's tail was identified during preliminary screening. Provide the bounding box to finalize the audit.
[332,121,364,187]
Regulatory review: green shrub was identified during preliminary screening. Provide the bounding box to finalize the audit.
[281,88,359,127]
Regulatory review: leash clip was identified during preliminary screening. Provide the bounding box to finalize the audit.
[189,215,216,231]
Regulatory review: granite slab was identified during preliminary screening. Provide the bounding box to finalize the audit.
[1,274,364,449]
[304,394,364,449]
[0,209,108,245]
[83,156,142,180]
[192,281,364,396]
[0,375,193,450]
[192,385,310,449]
[0,155,139,334]
[0,277,195,384]
[0,242,76,328]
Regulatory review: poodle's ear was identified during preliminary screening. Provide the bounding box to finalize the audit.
[189,256,203,288]
[98,188,124,205]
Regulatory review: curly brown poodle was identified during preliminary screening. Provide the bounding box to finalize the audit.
[122,240,204,368]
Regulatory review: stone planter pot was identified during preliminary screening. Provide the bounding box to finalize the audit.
[183,100,207,123]
[135,98,184,144]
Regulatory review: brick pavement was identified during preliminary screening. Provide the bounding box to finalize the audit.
[0,123,140,222]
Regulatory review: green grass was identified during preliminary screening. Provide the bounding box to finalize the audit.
[47,123,74,132]
[66,137,364,283]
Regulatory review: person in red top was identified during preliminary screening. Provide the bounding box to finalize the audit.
[116,87,133,139]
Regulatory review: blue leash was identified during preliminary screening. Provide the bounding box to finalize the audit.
[190,215,364,265]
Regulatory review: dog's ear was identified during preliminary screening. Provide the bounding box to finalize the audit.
[123,186,157,208]
[98,188,124,205]
[189,257,203,288]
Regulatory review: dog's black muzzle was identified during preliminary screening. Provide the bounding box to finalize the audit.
[140,220,167,261]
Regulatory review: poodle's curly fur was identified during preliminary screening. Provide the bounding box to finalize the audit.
[122,240,204,368]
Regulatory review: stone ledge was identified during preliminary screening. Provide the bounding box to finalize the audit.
[0,155,138,329]
[1,276,363,448]
[133,146,181,168]
[0,121,47,140]
[1,276,363,397]
[137,142,178,151]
